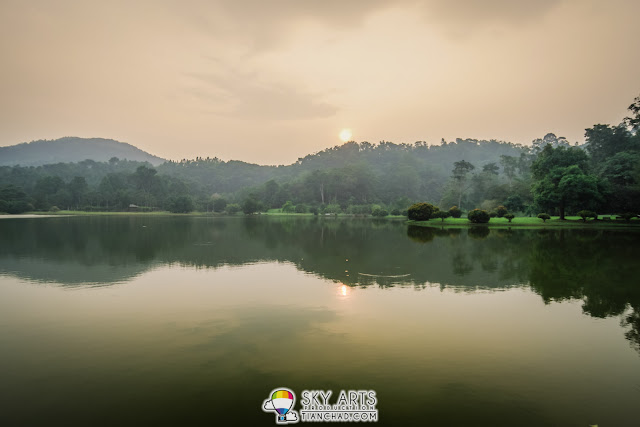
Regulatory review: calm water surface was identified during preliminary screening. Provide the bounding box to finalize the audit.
[0,216,639,426]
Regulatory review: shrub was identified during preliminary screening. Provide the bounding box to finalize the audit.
[324,203,342,214]
[295,204,308,213]
[408,203,436,221]
[577,210,597,222]
[467,209,490,223]
[489,211,498,218]
[371,207,389,217]
[347,204,371,215]
[242,198,261,214]
[496,205,508,218]
[449,206,462,218]
[504,213,515,223]
[619,212,637,222]
[226,203,241,214]
[537,213,551,223]
[168,195,195,213]
[282,201,295,213]
[49,206,60,212]
[212,198,227,212]
[309,206,319,215]
[390,208,401,216]
[432,210,450,222]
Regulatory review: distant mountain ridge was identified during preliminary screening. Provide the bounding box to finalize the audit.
[0,137,165,166]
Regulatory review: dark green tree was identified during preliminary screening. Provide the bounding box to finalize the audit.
[467,209,490,223]
[242,197,261,214]
[537,213,550,223]
[408,202,436,221]
[531,145,602,219]
[433,210,450,222]
[212,198,227,213]
[168,195,195,213]
[448,206,462,218]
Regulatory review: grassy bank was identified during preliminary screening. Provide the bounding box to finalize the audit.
[18,210,640,228]
[408,216,640,228]
[27,210,214,216]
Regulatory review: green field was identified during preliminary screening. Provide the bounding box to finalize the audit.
[409,215,640,228]
[15,210,640,228]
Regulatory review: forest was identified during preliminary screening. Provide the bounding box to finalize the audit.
[1,95,639,217]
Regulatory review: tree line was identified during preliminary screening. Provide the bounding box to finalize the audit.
[1,94,639,217]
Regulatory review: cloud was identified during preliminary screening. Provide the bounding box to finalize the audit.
[186,66,338,120]
[171,0,563,48]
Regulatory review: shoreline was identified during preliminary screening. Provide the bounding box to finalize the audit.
[3,211,639,228]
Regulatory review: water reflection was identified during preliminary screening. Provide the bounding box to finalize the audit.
[1,216,640,354]
[1,217,640,426]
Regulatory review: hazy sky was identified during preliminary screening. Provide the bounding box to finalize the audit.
[1,0,639,165]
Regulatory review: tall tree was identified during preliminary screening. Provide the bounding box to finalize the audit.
[584,124,636,164]
[624,94,640,132]
[531,145,602,219]
[452,160,475,209]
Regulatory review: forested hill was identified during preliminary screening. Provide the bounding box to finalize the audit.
[0,138,529,212]
[0,137,165,166]
[157,139,526,199]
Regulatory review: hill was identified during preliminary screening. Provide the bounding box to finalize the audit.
[0,137,165,166]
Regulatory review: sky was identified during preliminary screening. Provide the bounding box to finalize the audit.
[1,0,639,165]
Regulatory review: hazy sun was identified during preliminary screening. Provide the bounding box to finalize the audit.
[339,129,352,142]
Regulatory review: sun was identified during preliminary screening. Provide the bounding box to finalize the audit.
[339,128,352,142]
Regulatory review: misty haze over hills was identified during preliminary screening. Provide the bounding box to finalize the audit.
[0,137,165,166]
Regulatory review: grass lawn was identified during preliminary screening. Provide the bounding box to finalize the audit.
[27,210,214,216]
[19,210,639,228]
[409,216,640,228]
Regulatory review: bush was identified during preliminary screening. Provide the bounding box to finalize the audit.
[496,205,508,218]
[168,195,195,213]
[537,213,551,223]
[225,203,240,214]
[309,206,319,215]
[295,204,308,213]
[449,206,462,218]
[212,198,227,213]
[324,203,342,214]
[390,208,401,216]
[504,213,515,223]
[347,204,371,215]
[577,210,597,222]
[432,210,450,222]
[371,207,389,217]
[49,206,60,212]
[408,203,436,221]
[619,212,636,222]
[467,209,490,223]
[489,211,498,218]
[282,201,295,213]
[242,198,262,214]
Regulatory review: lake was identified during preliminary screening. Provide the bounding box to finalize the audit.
[0,216,639,426]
